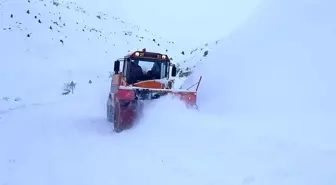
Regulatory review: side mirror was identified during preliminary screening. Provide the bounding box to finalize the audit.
[171,65,177,77]
[114,60,120,74]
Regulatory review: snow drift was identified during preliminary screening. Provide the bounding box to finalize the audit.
[171,0,336,184]
[187,0,336,116]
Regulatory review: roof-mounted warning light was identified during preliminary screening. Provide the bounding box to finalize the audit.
[142,48,146,52]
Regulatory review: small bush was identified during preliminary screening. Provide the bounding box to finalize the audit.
[62,81,76,95]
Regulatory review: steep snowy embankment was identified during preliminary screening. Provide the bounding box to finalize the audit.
[0,0,189,112]
[187,0,336,116]
[177,0,336,183]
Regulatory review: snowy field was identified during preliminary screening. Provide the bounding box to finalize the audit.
[1,0,336,185]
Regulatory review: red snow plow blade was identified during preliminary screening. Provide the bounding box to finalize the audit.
[109,81,201,132]
[116,87,198,104]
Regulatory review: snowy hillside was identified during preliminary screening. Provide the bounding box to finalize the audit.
[0,0,190,112]
[183,0,336,183]
[188,0,336,116]
[176,39,221,77]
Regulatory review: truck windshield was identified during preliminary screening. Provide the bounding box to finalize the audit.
[130,59,169,79]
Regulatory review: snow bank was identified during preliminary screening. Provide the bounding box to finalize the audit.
[193,0,336,116]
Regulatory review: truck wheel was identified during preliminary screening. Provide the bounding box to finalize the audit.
[107,104,113,122]
[107,96,114,122]
[113,102,122,133]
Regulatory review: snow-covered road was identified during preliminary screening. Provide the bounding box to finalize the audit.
[1,81,335,185]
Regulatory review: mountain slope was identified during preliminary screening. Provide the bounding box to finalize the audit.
[175,39,220,77]
[0,0,189,112]
[179,0,336,183]
[189,0,336,116]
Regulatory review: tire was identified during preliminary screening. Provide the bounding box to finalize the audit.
[113,102,121,133]
[106,97,114,122]
[107,104,113,122]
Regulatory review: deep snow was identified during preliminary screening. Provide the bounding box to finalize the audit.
[187,0,336,116]
[1,0,336,185]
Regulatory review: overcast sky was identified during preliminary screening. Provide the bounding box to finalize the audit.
[76,0,261,47]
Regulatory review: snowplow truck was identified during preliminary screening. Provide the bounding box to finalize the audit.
[106,49,202,133]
